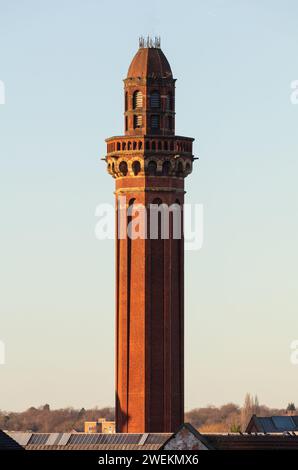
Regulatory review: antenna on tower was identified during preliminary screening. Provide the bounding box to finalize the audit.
[154,36,161,48]
[139,36,145,48]
[138,36,161,48]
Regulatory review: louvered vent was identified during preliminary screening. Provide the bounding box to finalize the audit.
[134,115,142,128]
[150,91,160,108]
[133,91,143,108]
[151,115,160,129]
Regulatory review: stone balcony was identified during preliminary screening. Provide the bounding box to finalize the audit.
[104,135,195,178]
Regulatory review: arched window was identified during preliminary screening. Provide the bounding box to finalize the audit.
[125,92,128,111]
[168,115,173,130]
[148,160,157,176]
[132,161,141,176]
[150,91,160,108]
[176,161,184,176]
[133,90,143,109]
[152,197,162,205]
[151,115,160,129]
[134,115,142,128]
[119,161,128,176]
[185,162,191,174]
[125,116,128,131]
[162,160,171,176]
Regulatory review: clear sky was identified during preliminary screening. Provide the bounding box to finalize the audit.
[0,0,298,412]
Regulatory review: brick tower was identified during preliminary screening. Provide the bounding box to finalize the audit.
[104,38,194,433]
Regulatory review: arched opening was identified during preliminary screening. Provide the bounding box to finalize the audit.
[148,160,157,176]
[151,115,160,130]
[122,142,126,151]
[133,114,142,128]
[117,142,121,151]
[132,160,141,176]
[150,91,161,108]
[162,160,171,176]
[133,90,143,109]
[152,197,162,205]
[119,161,128,176]
[164,141,168,151]
[145,141,150,151]
[151,141,156,151]
[168,115,173,130]
[176,161,184,176]
[158,141,162,151]
[133,141,137,150]
[138,141,143,150]
[127,141,131,150]
[185,162,191,173]
[125,92,128,111]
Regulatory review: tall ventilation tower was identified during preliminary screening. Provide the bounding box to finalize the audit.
[104,38,195,432]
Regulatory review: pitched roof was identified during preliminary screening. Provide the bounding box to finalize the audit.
[162,423,214,450]
[0,430,23,450]
[204,433,298,450]
[5,424,298,451]
[7,431,172,451]
[246,415,298,433]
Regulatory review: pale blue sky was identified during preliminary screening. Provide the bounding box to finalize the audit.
[0,0,298,411]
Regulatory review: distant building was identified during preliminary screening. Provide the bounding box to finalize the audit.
[84,418,115,434]
[246,414,298,433]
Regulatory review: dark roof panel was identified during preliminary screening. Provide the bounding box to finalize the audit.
[0,430,23,450]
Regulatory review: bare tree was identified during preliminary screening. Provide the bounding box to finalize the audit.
[241,393,260,431]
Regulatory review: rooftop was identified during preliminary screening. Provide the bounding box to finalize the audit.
[4,423,298,451]
[246,415,298,433]
[127,37,173,79]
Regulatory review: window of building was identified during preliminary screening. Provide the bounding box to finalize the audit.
[133,90,143,109]
[133,114,142,128]
[162,160,171,175]
[148,160,157,176]
[119,161,128,176]
[151,115,160,129]
[150,91,160,108]
[132,160,141,176]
